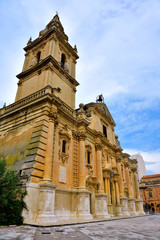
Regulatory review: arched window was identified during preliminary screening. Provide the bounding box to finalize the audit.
[149,192,152,198]
[36,51,41,64]
[62,139,66,153]
[61,53,66,68]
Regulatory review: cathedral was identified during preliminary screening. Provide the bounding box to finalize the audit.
[0,14,144,225]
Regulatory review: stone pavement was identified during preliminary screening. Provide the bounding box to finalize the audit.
[0,215,160,240]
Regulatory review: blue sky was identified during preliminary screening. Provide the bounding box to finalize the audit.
[0,0,160,175]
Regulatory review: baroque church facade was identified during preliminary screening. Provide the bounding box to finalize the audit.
[0,15,144,224]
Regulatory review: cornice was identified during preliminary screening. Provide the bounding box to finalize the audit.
[122,153,130,158]
[77,118,90,128]
[16,55,79,87]
[24,28,79,59]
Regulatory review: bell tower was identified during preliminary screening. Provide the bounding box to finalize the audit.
[15,14,79,109]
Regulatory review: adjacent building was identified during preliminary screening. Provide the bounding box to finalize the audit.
[130,153,146,180]
[0,14,144,225]
[140,174,160,213]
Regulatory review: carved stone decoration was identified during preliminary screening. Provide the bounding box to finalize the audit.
[95,142,102,150]
[77,131,86,140]
[58,125,70,164]
[124,186,129,198]
[72,130,78,139]
[102,148,109,169]
[58,151,69,164]
[49,107,58,121]
[59,129,70,141]
[86,169,97,193]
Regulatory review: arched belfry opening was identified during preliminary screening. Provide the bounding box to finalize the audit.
[36,51,41,64]
[61,53,66,68]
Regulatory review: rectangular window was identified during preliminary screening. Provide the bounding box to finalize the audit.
[62,140,66,153]
[149,192,152,198]
[87,151,90,164]
[103,125,107,137]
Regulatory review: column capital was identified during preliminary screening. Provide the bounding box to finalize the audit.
[124,161,129,167]
[77,131,86,140]
[49,107,58,122]
[116,157,122,163]
[95,142,102,150]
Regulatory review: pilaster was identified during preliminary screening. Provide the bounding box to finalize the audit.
[36,183,57,224]
[77,190,93,220]
[95,193,110,218]
[78,132,86,189]
[95,142,104,193]
[124,161,132,198]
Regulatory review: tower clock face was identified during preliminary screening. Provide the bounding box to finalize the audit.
[102,107,106,115]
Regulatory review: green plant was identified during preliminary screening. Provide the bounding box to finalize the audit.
[0,159,27,225]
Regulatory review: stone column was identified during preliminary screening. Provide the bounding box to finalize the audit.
[134,171,141,200]
[111,181,116,205]
[116,158,124,197]
[107,176,113,215]
[95,143,104,193]
[115,180,120,205]
[131,169,136,199]
[105,178,108,194]
[107,178,110,197]
[134,171,145,216]
[124,162,132,198]
[78,190,93,220]
[43,119,54,182]
[36,183,57,224]
[115,179,122,216]
[78,132,86,189]
[36,109,58,224]
[94,143,109,218]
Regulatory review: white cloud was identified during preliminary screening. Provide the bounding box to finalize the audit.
[124,148,160,175]
[1,0,160,107]
[0,0,160,174]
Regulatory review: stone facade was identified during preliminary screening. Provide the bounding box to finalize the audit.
[0,14,144,225]
[140,174,160,213]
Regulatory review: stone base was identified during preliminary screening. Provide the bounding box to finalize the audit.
[77,190,93,220]
[116,205,122,216]
[120,198,130,216]
[128,198,138,216]
[36,215,57,225]
[135,199,145,215]
[107,204,114,216]
[23,183,145,225]
[22,182,40,224]
[95,193,110,218]
[36,182,57,225]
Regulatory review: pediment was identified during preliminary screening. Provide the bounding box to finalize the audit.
[96,103,115,126]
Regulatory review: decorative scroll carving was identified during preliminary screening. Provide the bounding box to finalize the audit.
[124,162,129,167]
[72,130,78,139]
[58,151,69,164]
[116,157,122,162]
[58,125,70,164]
[86,169,97,192]
[49,107,58,121]
[95,143,102,150]
[78,131,86,140]
[124,185,129,198]
[85,144,92,152]
[72,130,86,140]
